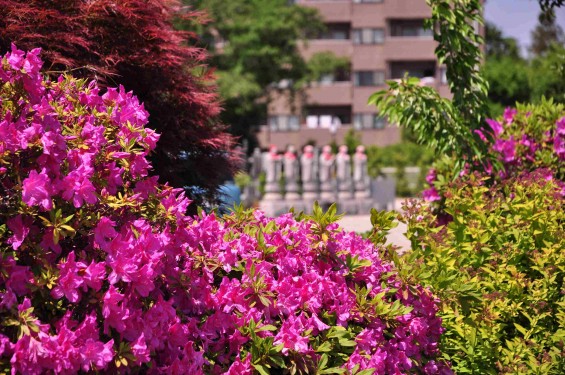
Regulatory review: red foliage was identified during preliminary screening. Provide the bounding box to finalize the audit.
[0,0,238,204]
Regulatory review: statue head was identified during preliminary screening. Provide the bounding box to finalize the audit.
[303,145,314,153]
[339,145,348,154]
[286,145,296,153]
[355,145,365,154]
[269,144,278,154]
[322,145,332,154]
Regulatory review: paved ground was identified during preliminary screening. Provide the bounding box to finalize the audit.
[337,198,412,253]
[338,215,411,252]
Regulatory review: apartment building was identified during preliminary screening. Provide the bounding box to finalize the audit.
[257,0,450,150]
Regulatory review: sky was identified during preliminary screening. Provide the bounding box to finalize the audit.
[484,0,565,57]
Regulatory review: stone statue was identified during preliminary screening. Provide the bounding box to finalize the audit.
[319,145,335,183]
[265,145,280,183]
[263,145,282,199]
[284,145,300,199]
[353,145,369,197]
[250,147,262,179]
[301,145,317,200]
[319,145,335,201]
[336,145,352,197]
[336,145,351,182]
[300,145,316,184]
[284,145,299,183]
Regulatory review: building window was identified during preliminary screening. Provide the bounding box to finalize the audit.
[353,71,385,86]
[352,28,385,44]
[353,114,386,130]
[389,20,433,38]
[389,61,436,79]
[268,115,300,132]
[317,66,351,84]
[318,23,350,40]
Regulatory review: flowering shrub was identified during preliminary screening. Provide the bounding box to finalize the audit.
[395,102,565,373]
[423,101,565,209]
[0,0,238,202]
[0,46,448,374]
[401,172,565,374]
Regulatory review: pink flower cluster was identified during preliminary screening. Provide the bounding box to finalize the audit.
[423,106,565,203]
[0,46,448,374]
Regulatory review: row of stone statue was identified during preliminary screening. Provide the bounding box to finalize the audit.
[255,144,370,200]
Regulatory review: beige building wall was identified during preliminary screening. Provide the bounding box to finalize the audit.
[258,0,452,149]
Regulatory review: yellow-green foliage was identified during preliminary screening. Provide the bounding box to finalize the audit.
[398,172,565,374]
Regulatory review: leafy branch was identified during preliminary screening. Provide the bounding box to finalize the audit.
[370,0,490,167]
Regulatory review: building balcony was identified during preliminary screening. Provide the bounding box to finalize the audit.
[383,0,431,18]
[352,45,386,70]
[299,39,353,60]
[384,37,437,61]
[296,0,352,23]
[352,86,386,112]
[305,81,353,106]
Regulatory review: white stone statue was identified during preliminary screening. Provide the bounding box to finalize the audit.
[284,145,299,183]
[353,145,369,197]
[319,145,335,183]
[263,145,282,200]
[336,145,351,183]
[284,145,300,200]
[300,145,316,184]
[264,145,281,184]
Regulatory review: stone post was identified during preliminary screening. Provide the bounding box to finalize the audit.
[283,145,300,200]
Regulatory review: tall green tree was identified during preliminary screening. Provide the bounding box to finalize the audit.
[185,0,327,151]
[482,23,529,116]
[530,43,565,103]
[485,22,521,59]
[530,9,565,56]
[370,0,489,169]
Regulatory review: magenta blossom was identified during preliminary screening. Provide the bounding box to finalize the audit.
[503,107,517,124]
[6,215,32,250]
[22,169,52,210]
[423,187,441,202]
[493,138,516,163]
[486,118,503,136]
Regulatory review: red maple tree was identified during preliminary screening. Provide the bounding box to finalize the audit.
[0,0,238,206]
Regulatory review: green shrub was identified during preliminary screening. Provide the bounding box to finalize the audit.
[398,171,565,374]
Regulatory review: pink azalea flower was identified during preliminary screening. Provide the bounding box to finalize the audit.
[22,169,53,210]
[422,187,441,202]
[556,117,565,136]
[60,167,98,208]
[82,261,106,291]
[7,43,25,70]
[473,129,487,142]
[52,252,84,303]
[41,131,67,163]
[79,339,114,372]
[486,118,503,136]
[503,107,517,124]
[131,333,151,365]
[493,138,516,163]
[94,217,118,250]
[7,215,32,250]
[225,354,252,375]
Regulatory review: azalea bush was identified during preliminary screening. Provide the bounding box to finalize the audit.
[423,101,565,208]
[393,103,565,373]
[0,0,238,203]
[0,47,449,374]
